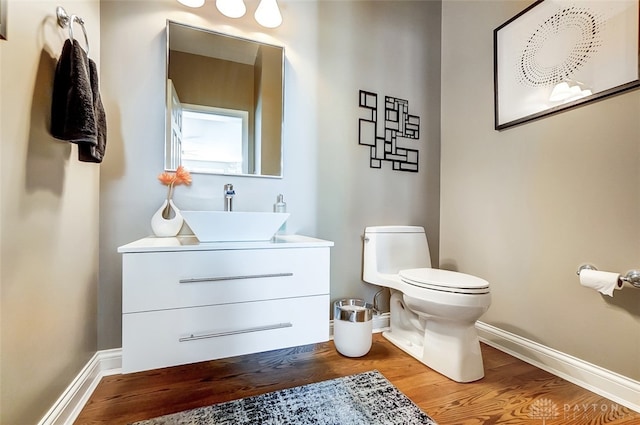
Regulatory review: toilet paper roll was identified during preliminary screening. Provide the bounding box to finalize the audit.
[579,269,623,297]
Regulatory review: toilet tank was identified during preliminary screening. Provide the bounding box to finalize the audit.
[363,226,432,280]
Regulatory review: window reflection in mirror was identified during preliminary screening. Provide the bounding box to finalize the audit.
[165,21,284,178]
[182,106,249,174]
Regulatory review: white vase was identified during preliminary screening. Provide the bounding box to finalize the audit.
[151,199,183,237]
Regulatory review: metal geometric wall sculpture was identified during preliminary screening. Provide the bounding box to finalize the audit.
[358,90,420,172]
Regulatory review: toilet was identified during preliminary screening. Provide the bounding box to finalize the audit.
[362,225,491,382]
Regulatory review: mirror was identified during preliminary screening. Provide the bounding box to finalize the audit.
[165,21,284,177]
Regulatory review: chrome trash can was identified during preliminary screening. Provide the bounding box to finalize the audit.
[334,298,374,357]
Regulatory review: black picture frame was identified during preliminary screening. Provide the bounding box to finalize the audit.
[0,0,6,40]
[494,0,640,130]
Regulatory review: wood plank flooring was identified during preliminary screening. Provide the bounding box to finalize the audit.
[74,334,639,424]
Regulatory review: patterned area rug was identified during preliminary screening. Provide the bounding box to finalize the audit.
[131,370,437,424]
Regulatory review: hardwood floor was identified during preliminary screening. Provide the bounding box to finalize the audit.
[75,334,638,424]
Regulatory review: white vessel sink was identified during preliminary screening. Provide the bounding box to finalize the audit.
[181,211,289,242]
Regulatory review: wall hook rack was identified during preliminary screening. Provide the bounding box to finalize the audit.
[55,6,89,55]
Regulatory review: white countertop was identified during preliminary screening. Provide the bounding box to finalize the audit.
[118,234,334,253]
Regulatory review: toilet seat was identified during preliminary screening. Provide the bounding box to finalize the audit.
[399,268,490,295]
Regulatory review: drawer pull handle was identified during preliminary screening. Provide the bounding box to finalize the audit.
[179,272,293,284]
[179,322,293,342]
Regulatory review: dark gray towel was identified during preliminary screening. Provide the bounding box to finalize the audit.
[51,39,107,163]
[78,58,107,163]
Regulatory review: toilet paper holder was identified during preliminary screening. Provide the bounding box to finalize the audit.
[576,264,640,288]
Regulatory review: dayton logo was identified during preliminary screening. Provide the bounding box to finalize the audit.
[529,398,559,424]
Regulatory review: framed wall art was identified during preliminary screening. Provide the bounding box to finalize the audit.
[0,0,6,40]
[494,0,640,130]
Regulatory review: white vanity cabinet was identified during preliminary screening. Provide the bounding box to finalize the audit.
[118,235,333,373]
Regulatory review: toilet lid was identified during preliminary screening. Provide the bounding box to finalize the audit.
[399,268,490,294]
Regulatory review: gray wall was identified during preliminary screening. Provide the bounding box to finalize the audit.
[440,0,640,380]
[98,0,441,349]
[0,1,100,424]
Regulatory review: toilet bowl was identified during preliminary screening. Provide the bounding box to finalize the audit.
[362,225,491,383]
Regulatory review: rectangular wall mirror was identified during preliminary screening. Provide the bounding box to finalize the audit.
[165,21,284,178]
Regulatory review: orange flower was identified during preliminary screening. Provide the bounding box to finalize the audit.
[158,172,177,186]
[157,166,192,187]
[175,165,192,186]
[157,166,192,204]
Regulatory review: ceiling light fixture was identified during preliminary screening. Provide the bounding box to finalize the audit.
[177,0,205,7]
[216,0,247,18]
[254,0,282,28]
[175,0,281,28]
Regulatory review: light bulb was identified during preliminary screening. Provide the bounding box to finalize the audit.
[216,0,247,18]
[255,0,282,28]
[177,0,205,7]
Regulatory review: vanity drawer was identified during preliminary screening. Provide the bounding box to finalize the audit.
[122,295,330,373]
[122,247,329,313]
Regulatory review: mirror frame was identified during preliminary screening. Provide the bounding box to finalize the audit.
[165,20,285,178]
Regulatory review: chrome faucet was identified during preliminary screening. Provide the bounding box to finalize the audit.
[224,184,235,211]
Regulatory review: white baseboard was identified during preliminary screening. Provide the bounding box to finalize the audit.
[39,317,639,424]
[476,321,640,413]
[37,349,122,425]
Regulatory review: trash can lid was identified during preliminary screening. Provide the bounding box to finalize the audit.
[334,299,374,322]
